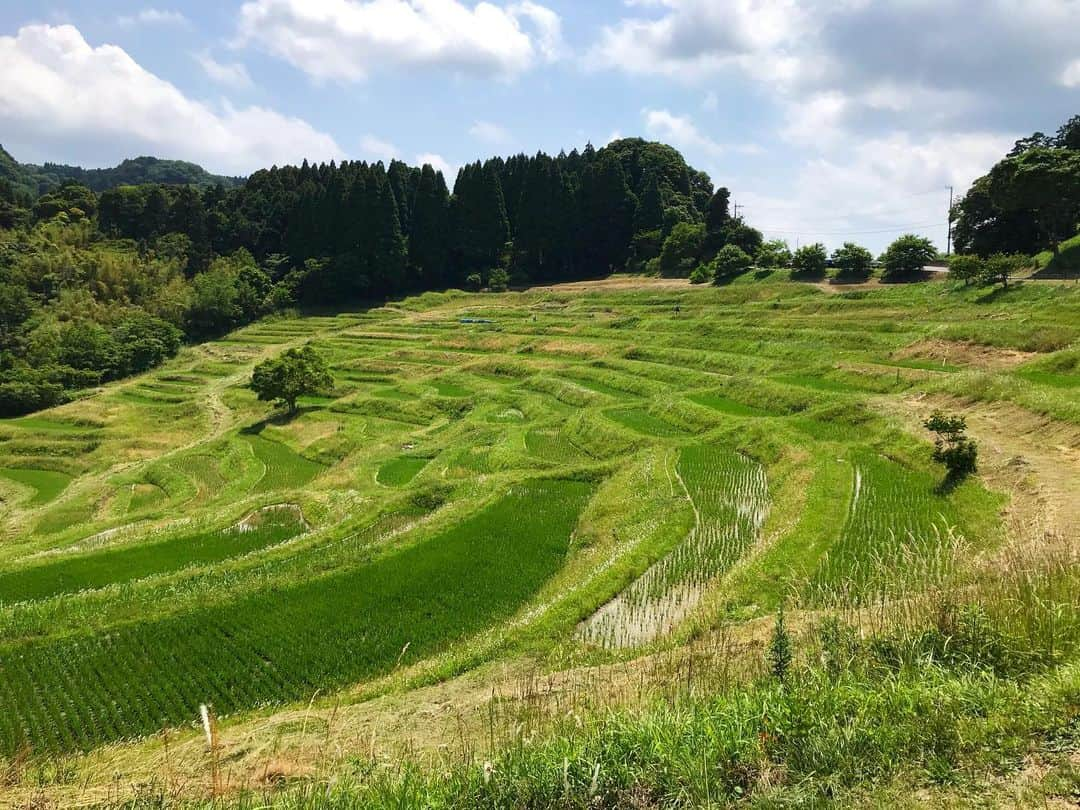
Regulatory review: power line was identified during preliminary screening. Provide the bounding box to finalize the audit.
[756,221,946,236]
[733,186,951,218]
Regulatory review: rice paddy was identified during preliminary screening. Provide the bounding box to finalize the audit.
[0,275,1075,772]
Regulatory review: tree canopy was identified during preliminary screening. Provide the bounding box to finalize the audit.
[250,345,333,414]
[880,235,936,281]
[953,113,1080,257]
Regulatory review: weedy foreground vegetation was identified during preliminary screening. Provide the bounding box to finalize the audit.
[0,274,1077,808]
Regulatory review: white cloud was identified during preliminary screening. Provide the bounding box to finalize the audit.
[594,0,1075,258]
[643,108,724,157]
[469,120,513,146]
[194,51,254,89]
[235,0,563,82]
[780,92,848,146]
[1062,59,1080,88]
[643,108,761,158]
[590,0,1079,140]
[587,0,805,81]
[358,134,400,161]
[741,132,1014,253]
[416,152,455,179]
[509,1,563,61]
[0,24,343,174]
[116,8,189,27]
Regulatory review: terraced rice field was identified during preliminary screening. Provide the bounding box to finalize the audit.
[579,447,769,647]
[0,277,1074,761]
[807,452,961,603]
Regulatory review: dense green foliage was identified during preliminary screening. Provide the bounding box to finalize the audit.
[0,145,242,198]
[251,346,334,413]
[791,242,828,278]
[754,238,793,269]
[924,411,978,480]
[709,244,754,284]
[831,242,874,281]
[879,234,936,281]
[0,220,281,414]
[0,139,756,415]
[952,113,1080,259]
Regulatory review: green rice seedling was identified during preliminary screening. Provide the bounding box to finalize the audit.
[0,480,592,755]
[3,417,101,433]
[126,483,167,513]
[244,434,326,493]
[33,500,95,536]
[0,508,308,604]
[376,456,431,487]
[524,428,583,464]
[579,447,768,647]
[603,408,687,438]
[687,393,771,417]
[806,452,962,605]
[372,387,414,401]
[429,380,472,398]
[0,467,72,506]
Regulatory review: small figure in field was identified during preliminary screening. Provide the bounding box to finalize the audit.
[673,304,681,318]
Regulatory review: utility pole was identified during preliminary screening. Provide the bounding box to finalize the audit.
[733,203,744,220]
[946,186,954,256]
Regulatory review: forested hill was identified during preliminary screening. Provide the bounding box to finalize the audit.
[0,137,762,417]
[0,145,244,198]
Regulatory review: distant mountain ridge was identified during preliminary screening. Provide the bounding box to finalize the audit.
[0,145,245,197]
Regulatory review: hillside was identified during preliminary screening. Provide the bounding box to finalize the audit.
[0,275,1077,807]
[0,144,244,197]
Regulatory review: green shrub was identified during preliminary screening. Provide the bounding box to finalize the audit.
[710,244,753,284]
[948,253,983,285]
[880,234,936,281]
[688,263,713,284]
[831,242,874,281]
[791,243,828,279]
[756,238,792,268]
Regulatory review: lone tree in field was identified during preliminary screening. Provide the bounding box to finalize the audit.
[251,345,333,415]
[924,411,978,480]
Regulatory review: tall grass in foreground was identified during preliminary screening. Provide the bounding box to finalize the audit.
[99,541,1080,809]
[193,530,1080,805]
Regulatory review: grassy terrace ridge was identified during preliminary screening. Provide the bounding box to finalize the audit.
[0,274,1076,807]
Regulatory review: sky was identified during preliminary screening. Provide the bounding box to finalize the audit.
[0,0,1078,253]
